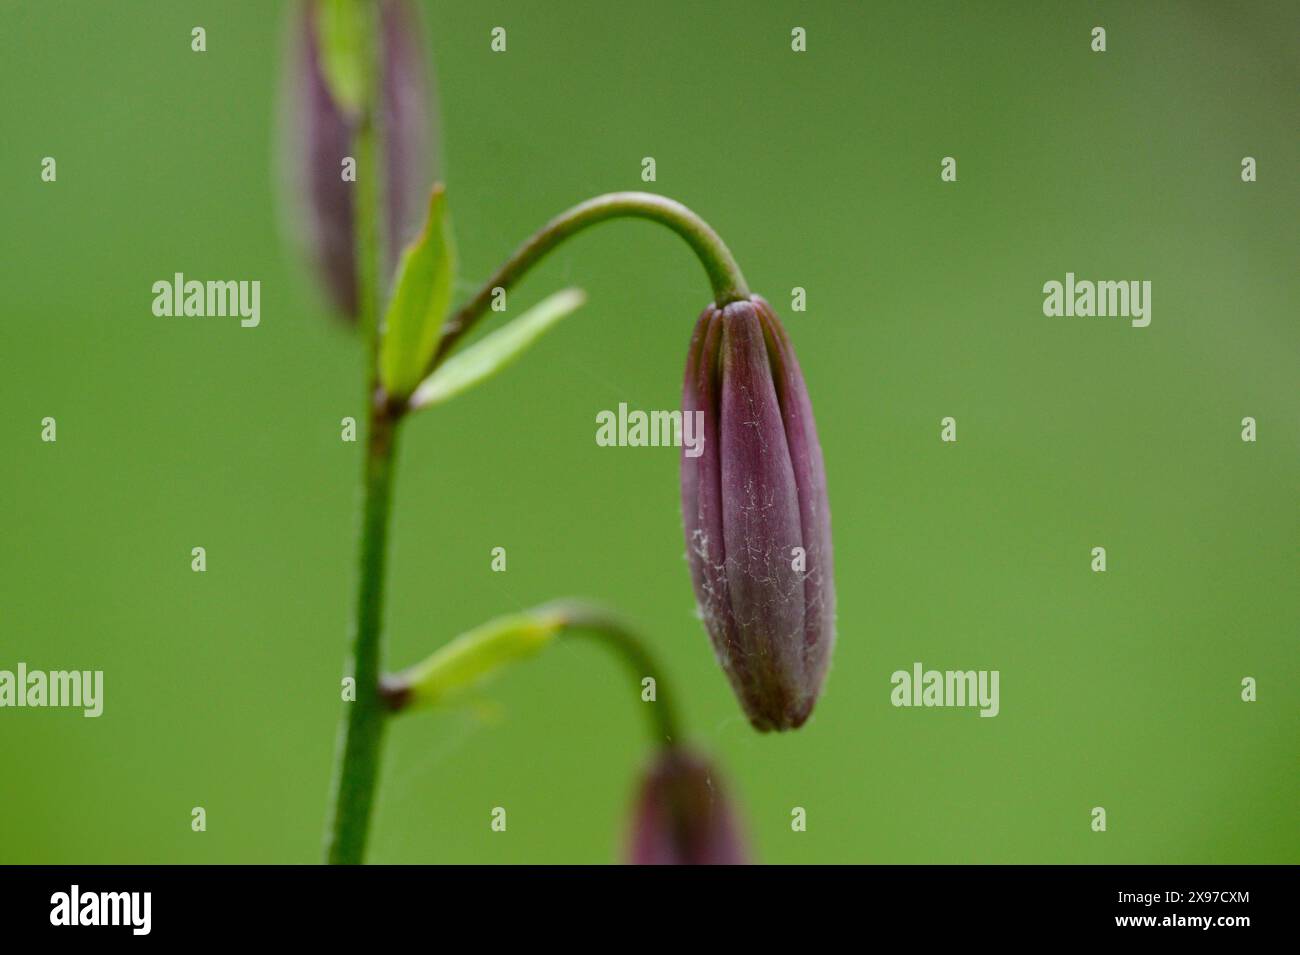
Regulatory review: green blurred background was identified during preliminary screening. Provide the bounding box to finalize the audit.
[2,1,1296,864]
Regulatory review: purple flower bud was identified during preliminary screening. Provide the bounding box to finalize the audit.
[281,0,435,318]
[627,748,748,865]
[681,295,835,732]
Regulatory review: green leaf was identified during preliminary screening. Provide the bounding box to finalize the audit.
[380,185,456,399]
[396,608,569,711]
[410,287,586,410]
[315,0,367,114]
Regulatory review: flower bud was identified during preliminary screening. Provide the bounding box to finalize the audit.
[681,295,835,732]
[627,748,748,865]
[281,0,435,318]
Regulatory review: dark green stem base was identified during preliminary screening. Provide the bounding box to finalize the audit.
[324,408,398,864]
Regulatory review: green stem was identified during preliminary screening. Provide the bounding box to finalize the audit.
[429,192,750,369]
[325,408,398,864]
[324,0,392,865]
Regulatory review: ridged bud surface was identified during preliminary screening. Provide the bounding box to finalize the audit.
[681,295,835,731]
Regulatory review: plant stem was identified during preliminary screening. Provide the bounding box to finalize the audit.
[324,0,393,865]
[429,192,750,369]
[548,601,682,745]
[325,407,398,864]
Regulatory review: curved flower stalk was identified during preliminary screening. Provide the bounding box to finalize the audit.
[380,600,678,744]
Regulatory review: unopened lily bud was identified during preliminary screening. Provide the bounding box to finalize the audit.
[681,295,835,732]
[627,748,748,865]
[281,0,435,317]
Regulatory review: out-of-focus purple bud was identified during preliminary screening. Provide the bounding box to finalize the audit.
[627,747,748,865]
[281,0,436,318]
[681,295,835,732]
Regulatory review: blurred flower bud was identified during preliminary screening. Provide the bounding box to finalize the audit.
[681,295,835,732]
[627,747,748,865]
[280,0,436,318]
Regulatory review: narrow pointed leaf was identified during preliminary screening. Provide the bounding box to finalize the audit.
[410,288,586,410]
[380,184,456,398]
